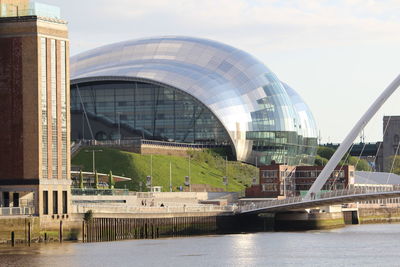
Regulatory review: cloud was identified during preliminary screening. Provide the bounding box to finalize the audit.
[59,0,400,54]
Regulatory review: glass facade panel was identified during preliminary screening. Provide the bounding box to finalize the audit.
[71,80,231,144]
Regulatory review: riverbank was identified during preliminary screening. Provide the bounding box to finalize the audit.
[2,206,400,244]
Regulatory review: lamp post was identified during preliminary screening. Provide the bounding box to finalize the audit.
[147,155,153,190]
[169,161,172,192]
[188,155,191,192]
[118,112,121,145]
[224,156,228,191]
[84,149,102,173]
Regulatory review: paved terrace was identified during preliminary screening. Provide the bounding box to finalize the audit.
[238,188,400,214]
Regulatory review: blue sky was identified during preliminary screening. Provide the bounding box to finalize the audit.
[43,0,400,143]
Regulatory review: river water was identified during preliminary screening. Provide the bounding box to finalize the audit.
[1,224,400,267]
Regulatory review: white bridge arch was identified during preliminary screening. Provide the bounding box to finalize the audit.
[305,74,400,200]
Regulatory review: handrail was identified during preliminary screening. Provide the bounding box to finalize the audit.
[239,188,400,213]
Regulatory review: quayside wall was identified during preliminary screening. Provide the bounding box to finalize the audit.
[358,207,400,224]
[3,207,400,244]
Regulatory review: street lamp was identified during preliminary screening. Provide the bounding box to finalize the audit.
[84,149,103,173]
[224,156,228,191]
[188,155,191,192]
[147,155,153,190]
[169,161,172,192]
[117,112,121,145]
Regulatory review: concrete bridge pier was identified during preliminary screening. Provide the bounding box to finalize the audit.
[274,210,346,230]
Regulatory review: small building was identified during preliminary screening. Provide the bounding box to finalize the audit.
[245,163,355,198]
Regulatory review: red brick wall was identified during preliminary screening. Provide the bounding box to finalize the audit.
[0,37,24,179]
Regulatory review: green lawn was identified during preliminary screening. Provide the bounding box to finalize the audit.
[72,147,258,193]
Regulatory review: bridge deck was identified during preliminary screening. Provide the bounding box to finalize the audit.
[239,190,400,214]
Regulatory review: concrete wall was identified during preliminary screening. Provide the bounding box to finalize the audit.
[358,207,400,224]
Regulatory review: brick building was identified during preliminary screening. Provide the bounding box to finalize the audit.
[0,0,70,218]
[245,163,355,198]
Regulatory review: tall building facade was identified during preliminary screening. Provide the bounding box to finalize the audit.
[378,116,400,172]
[0,1,70,217]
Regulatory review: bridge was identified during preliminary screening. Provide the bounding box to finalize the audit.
[236,74,400,214]
[238,188,400,214]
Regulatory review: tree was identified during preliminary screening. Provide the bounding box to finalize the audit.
[79,170,84,189]
[83,210,93,222]
[108,170,115,189]
[317,146,335,160]
[314,155,328,166]
[386,155,400,174]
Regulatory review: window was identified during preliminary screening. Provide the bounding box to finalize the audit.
[3,192,9,207]
[43,191,48,215]
[53,191,58,214]
[62,191,68,214]
[51,39,58,179]
[13,193,19,207]
[262,170,277,178]
[41,37,48,178]
[60,41,67,179]
[394,134,399,145]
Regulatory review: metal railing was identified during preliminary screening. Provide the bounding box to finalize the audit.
[71,188,129,196]
[0,206,35,216]
[239,187,400,213]
[72,203,234,214]
[73,138,230,150]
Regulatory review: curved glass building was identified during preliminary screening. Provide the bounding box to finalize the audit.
[70,36,318,165]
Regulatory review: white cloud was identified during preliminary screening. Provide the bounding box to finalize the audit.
[42,0,400,142]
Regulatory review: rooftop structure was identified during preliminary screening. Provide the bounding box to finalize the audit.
[0,0,61,19]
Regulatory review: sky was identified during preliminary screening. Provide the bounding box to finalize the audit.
[42,0,400,143]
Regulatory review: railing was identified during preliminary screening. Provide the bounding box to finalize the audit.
[71,188,129,196]
[73,138,230,150]
[72,203,234,214]
[239,187,400,213]
[0,206,35,216]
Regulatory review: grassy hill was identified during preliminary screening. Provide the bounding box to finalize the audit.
[72,147,258,193]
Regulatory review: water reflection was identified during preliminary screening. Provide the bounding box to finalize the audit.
[0,224,399,266]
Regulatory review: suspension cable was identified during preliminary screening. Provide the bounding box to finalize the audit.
[365,115,392,184]
[76,84,94,140]
[329,142,355,191]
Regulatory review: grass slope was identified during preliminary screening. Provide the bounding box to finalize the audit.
[72,147,258,192]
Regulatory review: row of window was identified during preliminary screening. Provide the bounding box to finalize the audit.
[42,190,68,215]
[261,170,347,179]
[71,81,231,143]
[41,37,68,179]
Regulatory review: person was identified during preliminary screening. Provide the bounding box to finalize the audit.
[141,200,144,206]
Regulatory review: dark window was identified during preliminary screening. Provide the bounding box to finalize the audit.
[3,192,9,207]
[13,193,19,207]
[53,191,58,214]
[62,191,68,214]
[43,191,48,215]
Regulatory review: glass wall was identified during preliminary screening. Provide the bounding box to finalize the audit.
[71,80,231,144]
